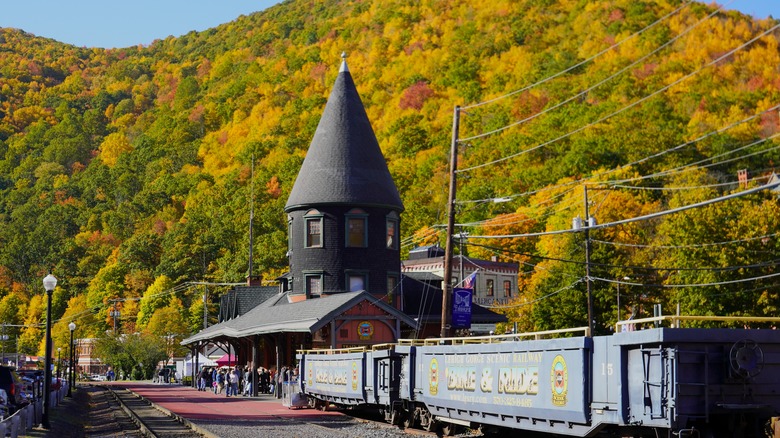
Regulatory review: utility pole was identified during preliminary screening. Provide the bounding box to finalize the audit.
[109,300,121,333]
[203,285,209,329]
[583,186,594,336]
[441,105,461,338]
[249,155,255,279]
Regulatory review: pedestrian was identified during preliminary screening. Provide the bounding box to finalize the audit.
[259,367,269,394]
[216,370,225,394]
[243,366,251,396]
[198,367,208,391]
[227,367,239,397]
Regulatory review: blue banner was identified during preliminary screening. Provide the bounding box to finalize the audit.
[452,287,473,329]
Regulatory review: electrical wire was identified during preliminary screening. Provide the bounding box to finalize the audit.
[466,241,780,273]
[460,0,695,110]
[479,279,583,310]
[459,0,724,142]
[591,231,780,249]
[458,23,780,173]
[592,271,780,288]
[465,179,780,239]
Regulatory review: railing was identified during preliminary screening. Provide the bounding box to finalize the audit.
[614,315,780,332]
[398,326,591,346]
[298,346,371,355]
[299,327,591,355]
[0,381,69,437]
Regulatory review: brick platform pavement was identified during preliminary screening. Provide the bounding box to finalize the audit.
[107,382,340,421]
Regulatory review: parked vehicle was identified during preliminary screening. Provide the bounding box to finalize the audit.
[0,366,28,413]
[0,388,10,419]
[17,369,43,401]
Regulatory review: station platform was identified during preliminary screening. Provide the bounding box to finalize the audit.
[104,381,340,421]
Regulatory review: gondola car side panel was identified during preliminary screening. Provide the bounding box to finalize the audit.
[413,337,595,435]
[298,351,367,406]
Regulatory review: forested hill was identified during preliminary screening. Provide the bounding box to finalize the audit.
[1,0,779,354]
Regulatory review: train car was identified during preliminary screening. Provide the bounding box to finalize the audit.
[297,349,368,409]
[297,345,404,420]
[396,327,595,436]
[298,317,780,437]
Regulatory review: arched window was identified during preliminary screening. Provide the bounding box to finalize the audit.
[304,209,323,248]
[345,208,367,248]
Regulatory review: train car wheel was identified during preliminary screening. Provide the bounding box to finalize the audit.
[441,423,458,436]
[314,399,328,411]
[402,415,414,429]
[420,411,438,433]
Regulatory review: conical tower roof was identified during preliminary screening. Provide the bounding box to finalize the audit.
[285,56,403,212]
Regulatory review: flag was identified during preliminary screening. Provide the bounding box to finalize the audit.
[463,271,477,290]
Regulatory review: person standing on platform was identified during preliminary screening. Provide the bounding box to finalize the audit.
[227,367,239,397]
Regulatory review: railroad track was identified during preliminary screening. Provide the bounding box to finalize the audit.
[105,386,205,438]
[82,385,452,438]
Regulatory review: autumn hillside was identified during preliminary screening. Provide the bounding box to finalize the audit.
[0,0,779,355]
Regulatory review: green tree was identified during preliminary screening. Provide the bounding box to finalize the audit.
[136,275,175,328]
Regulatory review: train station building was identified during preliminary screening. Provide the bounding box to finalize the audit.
[181,55,505,390]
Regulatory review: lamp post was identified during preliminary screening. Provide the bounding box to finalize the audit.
[68,322,75,397]
[42,273,57,429]
[57,348,61,379]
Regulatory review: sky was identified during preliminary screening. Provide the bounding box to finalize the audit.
[0,0,777,49]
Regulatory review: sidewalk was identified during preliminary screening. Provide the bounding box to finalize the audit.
[108,382,341,421]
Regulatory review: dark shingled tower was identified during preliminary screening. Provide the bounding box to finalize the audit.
[284,54,404,303]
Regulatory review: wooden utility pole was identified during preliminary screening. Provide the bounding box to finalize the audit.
[441,106,461,338]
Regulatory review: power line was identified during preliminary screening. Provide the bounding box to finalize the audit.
[454,104,778,209]
[592,272,780,288]
[459,0,721,143]
[458,22,780,173]
[466,179,780,240]
[460,0,695,111]
[466,241,780,273]
[591,231,780,249]
[607,175,769,191]
[479,280,583,310]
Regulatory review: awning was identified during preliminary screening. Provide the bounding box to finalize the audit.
[215,354,238,367]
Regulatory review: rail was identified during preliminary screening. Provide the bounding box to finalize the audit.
[614,315,780,332]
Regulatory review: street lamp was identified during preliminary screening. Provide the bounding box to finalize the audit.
[68,322,76,397]
[57,348,61,379]
[42,273,57,429]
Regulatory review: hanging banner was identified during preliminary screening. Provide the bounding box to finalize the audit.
[451,287,473,329]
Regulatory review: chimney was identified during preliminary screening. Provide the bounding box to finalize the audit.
[247,275,263,286]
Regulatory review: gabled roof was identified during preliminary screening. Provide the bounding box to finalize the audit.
[285,56,403,212]
[182,291,418,345]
